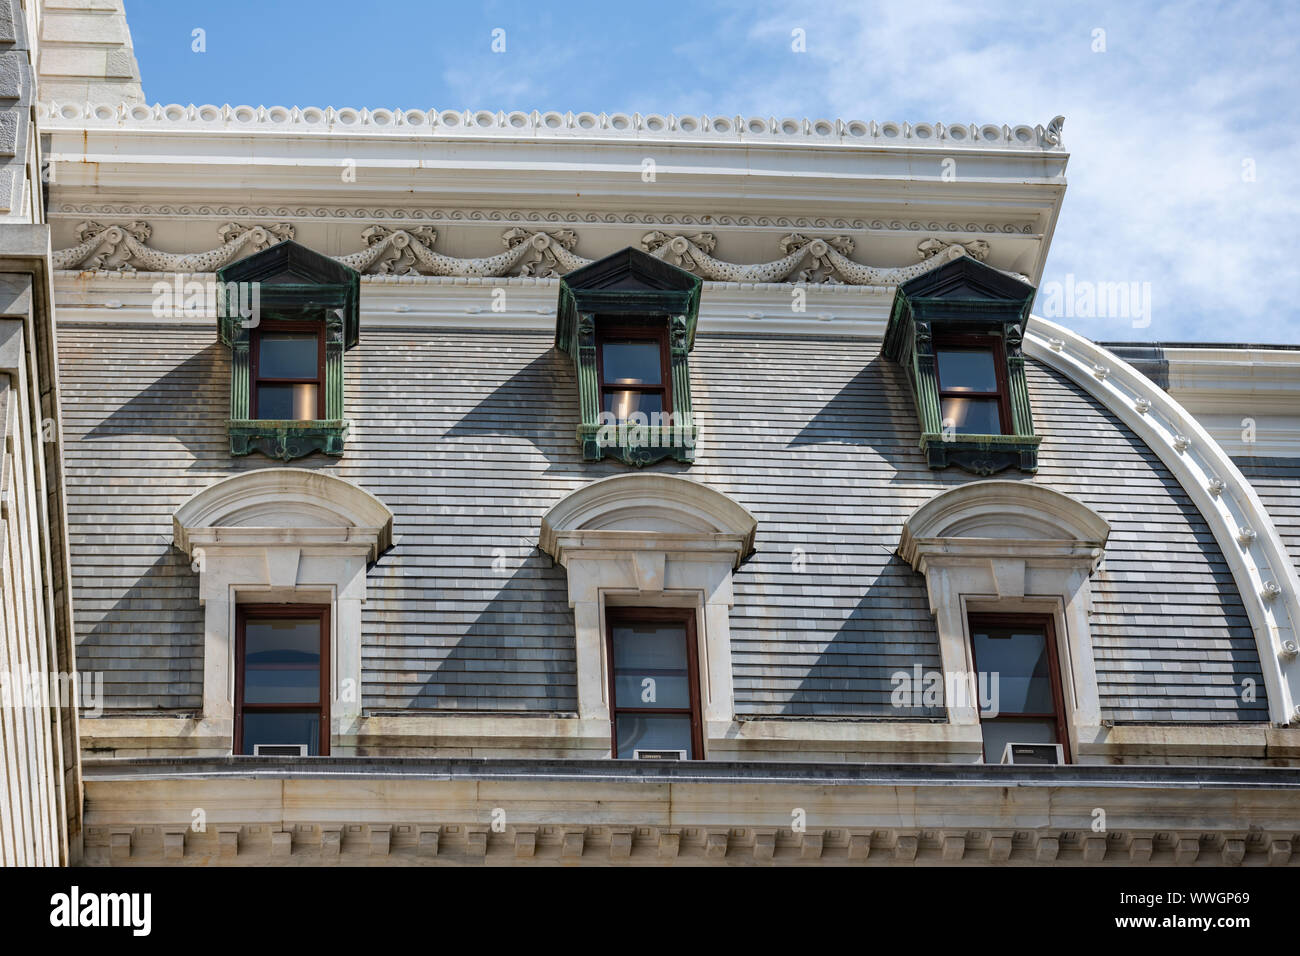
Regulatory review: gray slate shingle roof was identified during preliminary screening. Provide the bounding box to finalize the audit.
[57,324,1270,722]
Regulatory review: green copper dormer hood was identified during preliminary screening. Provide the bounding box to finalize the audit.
[556,245,701,355]
[885,254,1041,476]
[555,247,702,466]
[216,239,360,349]
[214,240,360,461]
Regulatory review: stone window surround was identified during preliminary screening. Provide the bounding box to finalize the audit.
[539,473,757,753]
[899,479,1110,762]
[172,468,393,751]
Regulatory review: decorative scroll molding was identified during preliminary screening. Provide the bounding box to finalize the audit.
[338,224,584,278]
[41,102,1066,151]
[54,221,1023,287]
[1025,316,1300,726]
[53,204,1040,235]
[52,221,293,272]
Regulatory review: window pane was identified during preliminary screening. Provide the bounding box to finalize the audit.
[979,718,1057,764]
[936,348,997,392]
[941,396,1002,435]
[244,617,321,704]
[258,332,318,379]
[971,625,1054,713]
[603,390,663,422]
[614,714,693,759]
[241,711,321,755]
[601,340,662,385]
[256,383,318,421]
[611,623,690,709]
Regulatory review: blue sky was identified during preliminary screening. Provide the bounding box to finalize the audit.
[122,0,1300,344]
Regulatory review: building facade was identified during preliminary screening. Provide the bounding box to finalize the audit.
[9,0,1300,866]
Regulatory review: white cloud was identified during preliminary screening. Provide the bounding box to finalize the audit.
[721,0,1300,343]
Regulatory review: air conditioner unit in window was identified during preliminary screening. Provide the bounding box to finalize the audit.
[253,743,308,756]
[1000,742,1063,765]
[633,749,686,760]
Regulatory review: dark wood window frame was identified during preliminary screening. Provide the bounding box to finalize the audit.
[967,611,1070,763]
[250,319,327,421]
[604,606,704,760]
[933,331,1013,436]
[235,603,331,756]
[595,321,673,422]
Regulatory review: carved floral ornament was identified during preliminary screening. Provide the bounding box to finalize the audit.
[52,220,1028,287]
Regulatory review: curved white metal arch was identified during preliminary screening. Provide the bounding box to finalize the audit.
[1026,314,1300,725]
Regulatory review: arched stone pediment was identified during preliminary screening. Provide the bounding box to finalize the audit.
[539,473,756,569]
[173,467,394,561]
[900,479,1109,565]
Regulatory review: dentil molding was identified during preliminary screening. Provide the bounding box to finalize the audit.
[40,101,1068,152]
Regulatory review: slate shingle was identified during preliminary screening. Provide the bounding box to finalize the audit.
[57,325,1270,721]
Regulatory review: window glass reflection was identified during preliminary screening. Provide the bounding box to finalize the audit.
[259,332,318,379]
[244,618,321,704]
[612,624,690,709]
[971,625,1053,713]
[256,383,318,421]
[941,396,1002,435]
[614,714,693,758]
[936,348,997,392]
[603,391,664,421]
[242,711,321,755]
[601,340,661,385]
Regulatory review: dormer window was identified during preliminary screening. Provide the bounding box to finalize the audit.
[252,324,325,420]
[934,334,1011,436]
[556,247,701,466]
[598,323,671,423]
[884,254,1040,475]
[216,240,360,461]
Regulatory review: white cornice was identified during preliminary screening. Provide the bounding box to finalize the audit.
[1161,348,1300,458]
[40,102,1067,152]
[1026,316,1300,726]
[42,104,1068,286]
